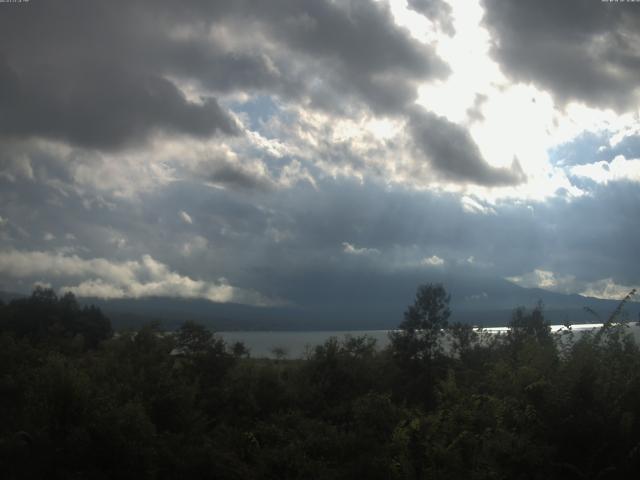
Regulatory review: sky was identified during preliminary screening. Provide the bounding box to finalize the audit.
[0,0,639,309]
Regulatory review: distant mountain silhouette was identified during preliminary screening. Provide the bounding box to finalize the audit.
[0,291,26,304]
[3,271,636,331]
[56,274,638,331]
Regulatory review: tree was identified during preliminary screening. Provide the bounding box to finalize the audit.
[230,341,250,359]
[390,283,451,363]
[448,321,477,359]
[270,346,289,361]
[508,301,551,346]
[176,321,216,356]
[0,288,111,349]
[388,284,451,407]
[174,320,235,413]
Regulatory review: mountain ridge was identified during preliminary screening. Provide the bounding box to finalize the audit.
[2,279,636,331]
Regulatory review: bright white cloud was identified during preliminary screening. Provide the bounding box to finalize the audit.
[580,278,639,301]
[0,249,274,306]
[398,0,640,203]
[507,269,577,293]
[416,0,502,124]
[342,242,380,256]
[422,255,445,267]
[570,155,640,184]
[507,268,639,301]
[179,210,193,224]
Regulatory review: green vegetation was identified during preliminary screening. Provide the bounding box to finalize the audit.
[1,285,640,479]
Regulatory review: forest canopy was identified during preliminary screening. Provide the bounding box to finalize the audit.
[1,285,639,479]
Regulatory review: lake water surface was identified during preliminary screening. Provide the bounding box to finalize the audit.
[220,323,640,358]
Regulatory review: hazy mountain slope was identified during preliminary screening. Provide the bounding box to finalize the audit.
[3,272,636,330]
[78,275,638,331]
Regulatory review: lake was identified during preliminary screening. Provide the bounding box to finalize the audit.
[219,329,391,359]
[219,323,640,358]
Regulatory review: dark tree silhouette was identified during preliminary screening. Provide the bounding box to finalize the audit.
[2,284,640,479]
[390,283,451,363]
[508,301,551,345]
[388,283,451,408]
[0,287,111,348]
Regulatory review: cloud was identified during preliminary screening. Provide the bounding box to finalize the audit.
[0,249,273,305]
[342,242,380,256]
[0,52,239,150]
[507,269,577,293]
[3,158,639,301]
[241,0,448,114]
[180,141,315,192]
[179,211,193,225]
[408,107,526,185]
[407,0,455,35]
[482,0,640,111]
[1,0,639,311]
[422,255,445,266]
[466,93,488,123]
[507,268,639,301]
[0,0,519,199]
[580,278,639,301]
[570,155,640,184]
[181,235,208,257]
[461,196,496,215]
[0,156,35,182]
[465,291,488,301]
[0,0,447,155]
[201,160,276,192]
[1,168,639,308]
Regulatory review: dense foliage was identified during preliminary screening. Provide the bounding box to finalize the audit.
[2,285,640,479]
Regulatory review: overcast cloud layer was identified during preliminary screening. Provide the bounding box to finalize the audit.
[483,0,640,111]
[1,0,639,311]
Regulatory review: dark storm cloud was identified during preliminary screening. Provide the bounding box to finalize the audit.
[482,0,640,111]
[0,59,239,149]
[206,164,272,192]
[259,179,640,299]
[0,2,242,150]
[408,107,525,185]
[519,181,640,286]
[132,177,640,299]
[0,0,447,152]
[197,160,276,192]
[170,0,448,113]
[407,0,455,35]
[4,0,638,308]
[2,157,638,305]
[2,0,514,193]
[254,0,448,113]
